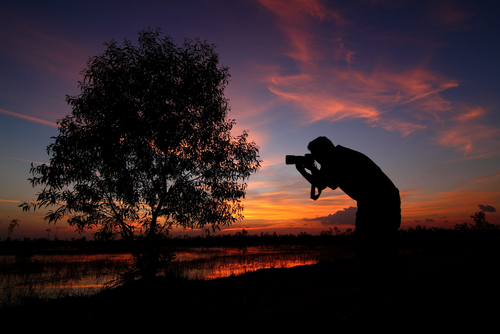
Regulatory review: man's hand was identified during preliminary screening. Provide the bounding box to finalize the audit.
[296,162,316,186]
[295,162,327,200]
[295,163,306,173]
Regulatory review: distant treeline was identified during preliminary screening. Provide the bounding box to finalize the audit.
[1,216,499,256]
[0,229,354,255]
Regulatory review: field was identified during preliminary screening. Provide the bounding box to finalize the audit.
[1,227,499,331]
[0,232,357,309]
[0,244,351,309]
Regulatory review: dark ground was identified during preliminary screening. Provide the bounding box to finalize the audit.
[2,245,499,333]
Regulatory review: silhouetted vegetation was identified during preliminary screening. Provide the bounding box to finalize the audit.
[2,213,499,330]
[397,212,500,255]
[1,212,499,312]
[19,28,261,279]
[1,228,354,252]
[4,219,20,241]
[2,211,498,252]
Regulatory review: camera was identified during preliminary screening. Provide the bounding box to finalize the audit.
[285,154,315,167]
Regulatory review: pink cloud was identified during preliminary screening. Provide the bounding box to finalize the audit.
[435,122,500,156]
[257,0,345,66]
[0,199,22,203]
[454,107,487,122]
[256,0,497,157]
[372,118,427,137]
[0,108,57,127]
[264,64,457,136]
[257,0,332,22]
[255,2,460,136]
[429,1,473,31]
[432,105,500,157]
[332,38,355,65]
[473,173,500,184]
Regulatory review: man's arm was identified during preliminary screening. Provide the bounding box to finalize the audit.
[297,162,341,192]
[296,164,328,191]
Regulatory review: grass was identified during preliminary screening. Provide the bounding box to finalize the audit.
[0,253,133,309]
[166,244,354,280]
[0,242,358,310]
[3,222,498,312]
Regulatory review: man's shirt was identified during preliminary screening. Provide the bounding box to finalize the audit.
[319,145,399,203]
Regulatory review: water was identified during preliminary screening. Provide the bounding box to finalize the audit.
[172,246,322,280]
[0,253,132,307]
[0,245,346,308]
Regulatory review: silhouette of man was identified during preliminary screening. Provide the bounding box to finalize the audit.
[295,136,401,301]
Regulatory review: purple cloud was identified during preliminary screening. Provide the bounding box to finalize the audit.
[478,205,496,213]
[304,206,357,226]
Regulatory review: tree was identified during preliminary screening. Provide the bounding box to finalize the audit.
[454,212,499,231]
[6,218,20,240]
[21,29,261,278]
[470,212,497,231]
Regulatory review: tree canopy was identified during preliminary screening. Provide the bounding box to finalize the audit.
[22,29,261,243]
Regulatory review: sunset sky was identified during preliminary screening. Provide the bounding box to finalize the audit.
[1,0,499,239]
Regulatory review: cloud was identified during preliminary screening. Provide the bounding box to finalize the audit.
[473,173,500,184]
[429,1,473,31]
[257,0,345,68]
[401,187,500,228]
[257,0,337,22]
[434,108,500,156]
[265,60,460,137]
[0,108,57,127]
[258,3,454,134]
[478,205,496,213]
[373,118,427,137]
[304,206,357,226]
[256,0,498,157]
[454,107,487,122]
[1,156,48,165]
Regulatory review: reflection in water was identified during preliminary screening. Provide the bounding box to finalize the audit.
[1,245,346,307]
[172,246,322,280]
[0,254,132,307]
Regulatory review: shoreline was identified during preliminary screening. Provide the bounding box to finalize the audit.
[2,245,499,331]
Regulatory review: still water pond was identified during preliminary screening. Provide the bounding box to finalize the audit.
[1,245,345,307]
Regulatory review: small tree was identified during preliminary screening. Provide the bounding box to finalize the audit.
[21,29,261,278]
[470,212,497,231]
[454,212,498,231]
[6,218,20,240]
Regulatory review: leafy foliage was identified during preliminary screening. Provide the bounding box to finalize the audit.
[21,29,261,246]
[454,211,499,231]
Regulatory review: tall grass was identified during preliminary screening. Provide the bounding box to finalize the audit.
[0,253,133,309]
[158,244,354,280]
[0,244,352,309]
